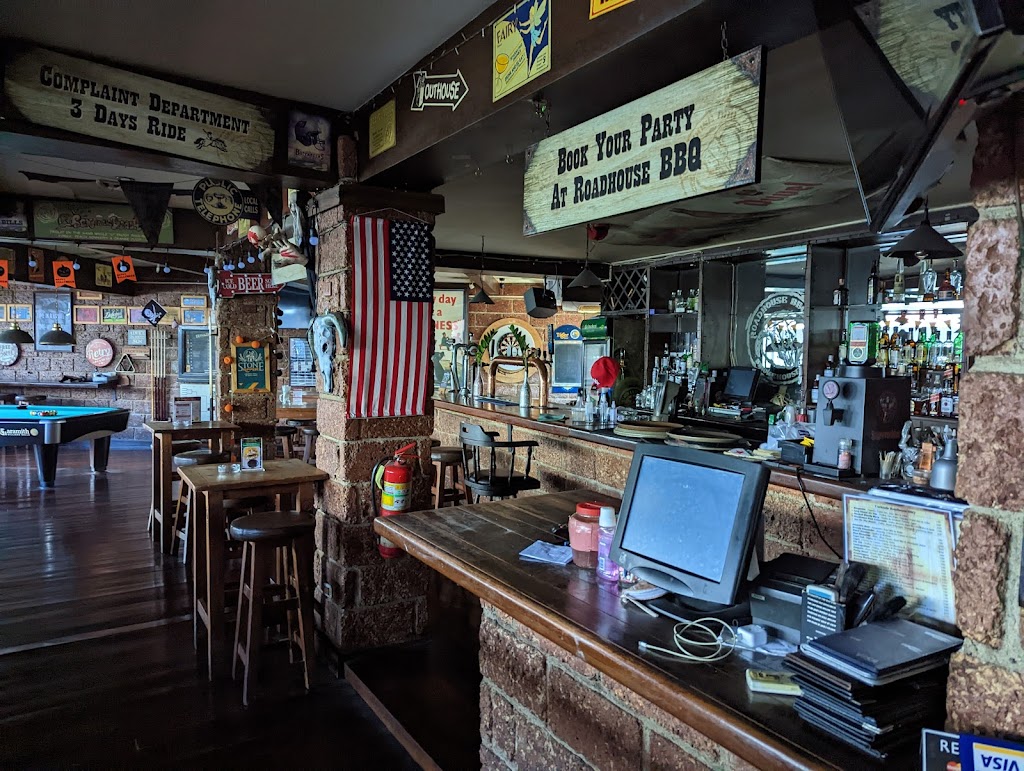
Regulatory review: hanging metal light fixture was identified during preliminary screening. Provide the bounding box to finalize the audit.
[565,225,603,301]
[885,202,963,268]
[40,323,74,346]
[469,236,494,305]
[0,323,34,344]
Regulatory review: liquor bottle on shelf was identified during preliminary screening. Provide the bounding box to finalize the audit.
[688,288,699,313]
[669,290,678,312]
[916,325,931,366]
[811,374,821,404]
[937,269,956,301]
[833,277,848,307]
[889,330,902,376]
[838,330,848,364]
[867,262,879,305]
[877,324,890,370]
[950,259,964,298]
[824,354,836,378]
[893,259,906,302]
[928,326,942,367]
[921,261,937,303]
[903,327,917,368]
[953,327,964,363]
[942,329,955,364]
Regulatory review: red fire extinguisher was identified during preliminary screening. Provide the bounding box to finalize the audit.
[372,442,418,558]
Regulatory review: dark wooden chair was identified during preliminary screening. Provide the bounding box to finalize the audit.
[459,422,540,501]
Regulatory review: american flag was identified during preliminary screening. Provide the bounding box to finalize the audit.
[348,216,434,418]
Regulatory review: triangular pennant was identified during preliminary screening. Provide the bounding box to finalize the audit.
[249,181,282,226]
[53,259,76,288]
[120,180,173,246]
[0,258,8,288]
[112,255,137,283]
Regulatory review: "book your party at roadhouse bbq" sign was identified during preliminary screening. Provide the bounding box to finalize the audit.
[522,48,764,235]
[3,46,276,173]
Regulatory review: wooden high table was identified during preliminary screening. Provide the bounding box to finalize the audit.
[375,490,894,770]
[177,458,328,679]
[145,420,238,554]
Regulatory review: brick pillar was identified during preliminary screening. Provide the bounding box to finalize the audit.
[946,95,1024,735]
[215,292,279,455]
[311,184,444,653]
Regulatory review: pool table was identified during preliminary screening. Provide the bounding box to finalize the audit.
[0,405,131,488]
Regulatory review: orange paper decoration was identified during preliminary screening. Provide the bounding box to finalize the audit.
[112,255,137,283]
[250,340,260,349]
[0,258,8,289]
[234,335,245,345]
[52,259,76,288]
[223,356,233,365]
[223,403,234,413]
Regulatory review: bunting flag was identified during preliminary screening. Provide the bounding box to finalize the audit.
[119,180,173,246]
[347,215,434,418]
[53,259,76,288]
[112,255,137,283]
[0,258,8,288]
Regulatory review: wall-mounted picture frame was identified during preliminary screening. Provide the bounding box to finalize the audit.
[230,341,271,393]
[180,295,208,308]
[95,263,112,288]
[34,291,73,351]
[160,307,181,326]
[181,308,208,326]
[8,304,31,322]
[100,306,127,325]
[76,290,103,301]
[126,328,148,346]
[0,305,6,322]
[127,306,148,325]
[73,305,100,324]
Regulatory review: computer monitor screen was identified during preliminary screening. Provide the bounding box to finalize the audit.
[723,367,759,402]
[611,445,768,607]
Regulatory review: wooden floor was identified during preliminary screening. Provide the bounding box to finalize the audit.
[0,444,418,768]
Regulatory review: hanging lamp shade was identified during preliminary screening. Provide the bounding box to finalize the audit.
[39,323,74,346]
[0,323,34,344]
[886,211,962,268]
[469,286,495,305]
[567,266,602,289]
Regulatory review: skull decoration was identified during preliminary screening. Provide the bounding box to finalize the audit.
[307,312,349,393]
[247,222,307,269]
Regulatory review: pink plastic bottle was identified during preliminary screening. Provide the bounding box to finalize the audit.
[596,506,621,582]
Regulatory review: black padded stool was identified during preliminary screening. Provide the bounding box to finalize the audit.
[170,449,231,559]
[300,427,319,464]
[230,511,316,706]
[171,439,204,454]
[275,425,298,459]
[430,446,471,508]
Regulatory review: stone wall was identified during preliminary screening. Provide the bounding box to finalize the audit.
[434,404,844,563]
[1,283,204,441]
[479,603,755,771]
[945,95,1024,737]
[311,188,440,653]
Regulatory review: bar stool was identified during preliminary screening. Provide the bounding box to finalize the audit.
[430,446,472,508]
[230,511,316,706]
[275,425,298,459]
[170,449,230,559]
[300,426,319,464]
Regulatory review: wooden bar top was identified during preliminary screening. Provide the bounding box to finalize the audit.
[376,491,890,771]
[434,396,879,501]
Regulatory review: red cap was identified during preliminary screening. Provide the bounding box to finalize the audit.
[590,356,621,389]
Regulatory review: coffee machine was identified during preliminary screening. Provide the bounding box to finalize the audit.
[806,366,910,477]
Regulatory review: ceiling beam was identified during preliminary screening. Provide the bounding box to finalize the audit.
[435,249,608,279]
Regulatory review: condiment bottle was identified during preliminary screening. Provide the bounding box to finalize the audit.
[838,438,853,470]
[596,506,621,582]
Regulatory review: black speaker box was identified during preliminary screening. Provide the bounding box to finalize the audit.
[524,287,558,318]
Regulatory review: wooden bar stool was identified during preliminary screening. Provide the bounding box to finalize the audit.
[300,426,319,464]
[169,449,230,559]
[230,511,316,706]
[430,446,471,508]
[275,425,298,459]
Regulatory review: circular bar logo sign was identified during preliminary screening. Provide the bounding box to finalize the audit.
[745,292,805,385]
[192,178,244,225]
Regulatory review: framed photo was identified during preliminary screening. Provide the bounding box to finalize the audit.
[180,295,207,308]
[100,306,127,324]
[76,290,103,301]
[95,263,112,288]
[126,328,148,346]
[230,341,270,393]
[181,308,208,326]
[8,304,31,322]
[0,305,6,322]
[74,305,100,324]
[34,292,73,351]
[160,307,181,326]
[127,306,147,325]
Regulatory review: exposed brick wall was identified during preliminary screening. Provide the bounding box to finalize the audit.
[311,188,437,653]
[945,94,1024,738]
[479,603,755,771]
[434,404,844,561]
[0,283,204,441]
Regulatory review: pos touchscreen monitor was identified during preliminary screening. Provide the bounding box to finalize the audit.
[610,444,768,620]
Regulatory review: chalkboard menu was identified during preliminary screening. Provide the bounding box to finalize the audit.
[177,326,211,383]
[34,291,73,351]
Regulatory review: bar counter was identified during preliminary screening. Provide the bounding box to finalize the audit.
[374,491,895,770]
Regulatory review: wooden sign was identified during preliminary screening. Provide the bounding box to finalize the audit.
[34,200,173,244]
[3,46,276,172]
[231,342,270,393]
[522,48,764,235]
[216,271,281,298]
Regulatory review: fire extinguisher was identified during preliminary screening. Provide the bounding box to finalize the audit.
[372,442,418,558]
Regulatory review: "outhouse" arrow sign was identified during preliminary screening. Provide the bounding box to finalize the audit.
[411,69,470,111]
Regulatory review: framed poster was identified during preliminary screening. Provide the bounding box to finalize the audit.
[127,328,148,346]
[432,288,466,387]
[9,304,31,322]
[181,308,208,326]
[95,263,112,287]
[74,305,100,324]
[231,342,271,393]
[76,290,103,301]
[127,306,147,325]
[180,295,208,308]
[100,306,127,324]
[34,291,73,351]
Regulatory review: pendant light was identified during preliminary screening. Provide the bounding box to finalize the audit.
[0,323,34,344]
[886,202,963,268]
[469,236,494,305]
[40,323,74,346]
[564,226,603,301]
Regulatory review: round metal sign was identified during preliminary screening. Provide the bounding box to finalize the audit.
[192,178,244,225]
[0,343,19,367]
[85,337,115,368]
[745,292,805,385]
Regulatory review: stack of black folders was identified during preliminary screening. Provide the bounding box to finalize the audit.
[782,618,962,760]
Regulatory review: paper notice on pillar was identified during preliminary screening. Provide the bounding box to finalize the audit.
[52,259,76,288]
[0,258,8,288]
[493,0,551,103]
[112,255,137,283]
[271,259,307,286]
